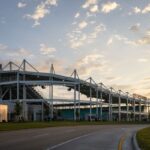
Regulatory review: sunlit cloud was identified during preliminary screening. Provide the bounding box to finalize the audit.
[138,58,149,63]
[133,7,141,14]
[40,43,56,55]
[65,53,107,78]
[142,3,150,14]
[132,4,150,14]
[101,2,120,13]
[90,5,99,13]
[82,0,97,9]
[68,23,106,49]
[78,21,88,29]
[107,38,113,45]
[25,0,58,26]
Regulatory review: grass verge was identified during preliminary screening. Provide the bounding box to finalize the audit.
[137,127,150,150]
[0,121,149,132]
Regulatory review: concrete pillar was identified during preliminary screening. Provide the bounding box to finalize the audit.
[146,101,149,121]
[17,72,19,100]
[78,83,80,120]
[133,99,135,121]
[41,100,44,121]
[109,88,113,121]
[139,100,141,122]
[126,92,129,121]
[89,79,92,121]
[96,86,98,120]
[118,90,121,121]
[99,83,103,121]
[74,84,76,121]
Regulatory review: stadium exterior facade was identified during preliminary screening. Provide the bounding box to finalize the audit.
[0,60,150,122]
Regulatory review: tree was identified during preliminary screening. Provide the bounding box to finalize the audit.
[76,110,80,121]
[14,101,22,121]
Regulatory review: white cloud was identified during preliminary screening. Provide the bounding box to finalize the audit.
[68,24,106,49]
[82,0,97,9]
[133,4,150,14]
[142,4,150,14]
[133,7,141,14]
[137,37,150,45]
[66,54,107,77]
[75,12,80,18]
[138,58,149,63]
[107,38,113,45]
[78,21,88,29]
[40,44,56,55]
[25,0,58,26]
[101,2,119,13]
[88,24,106,39]
[109,34,137,46]
[17,2,27,8]
[90,5,99,13]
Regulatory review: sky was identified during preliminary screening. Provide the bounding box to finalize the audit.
[1,0,150,98]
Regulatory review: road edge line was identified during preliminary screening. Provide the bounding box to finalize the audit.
[132,132,141,150]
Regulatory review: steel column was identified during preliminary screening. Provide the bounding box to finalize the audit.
[139,100,141,121]
[118,90,121,122]
[126,92,129,121]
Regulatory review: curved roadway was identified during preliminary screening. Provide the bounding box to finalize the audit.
[0,124,148,150]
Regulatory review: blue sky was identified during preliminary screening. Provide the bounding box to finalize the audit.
[1,0,150,97]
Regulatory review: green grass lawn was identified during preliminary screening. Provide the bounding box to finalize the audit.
[0,121,149,131]
[137,127,150,150]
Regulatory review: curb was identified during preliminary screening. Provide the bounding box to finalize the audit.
[132,132,141,150]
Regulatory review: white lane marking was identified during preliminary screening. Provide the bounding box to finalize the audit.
[46,132,93,150]
[33,133,49,138]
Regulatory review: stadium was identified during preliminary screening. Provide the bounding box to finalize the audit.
[0,59,150,122]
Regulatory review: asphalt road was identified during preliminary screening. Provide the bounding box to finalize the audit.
[0,124,148,150]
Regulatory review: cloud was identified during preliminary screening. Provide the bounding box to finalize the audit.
[17,2,27,8]
[68,24,106,49]
[0,46,32,59]
[101,2,119,13]
[142,4,150,14]
[132,4,150,14]
[68,0,105,49]
[138,58,149,63]
[107,38,113,45]
[133,7,141,14]
[135,30,150,45]
[110,84,132,92]
[88,24,106,39]
[109,34,137,46]
[40,43,56,55]
[105,76,121,82]
[129,23,140,32]
[7,48,32,57]
[82,0,97,9]
[25,0,58,26]
[90,5,99,13]
[78,21,88,29]
[65,53,107,77]
[74,12,80,18]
